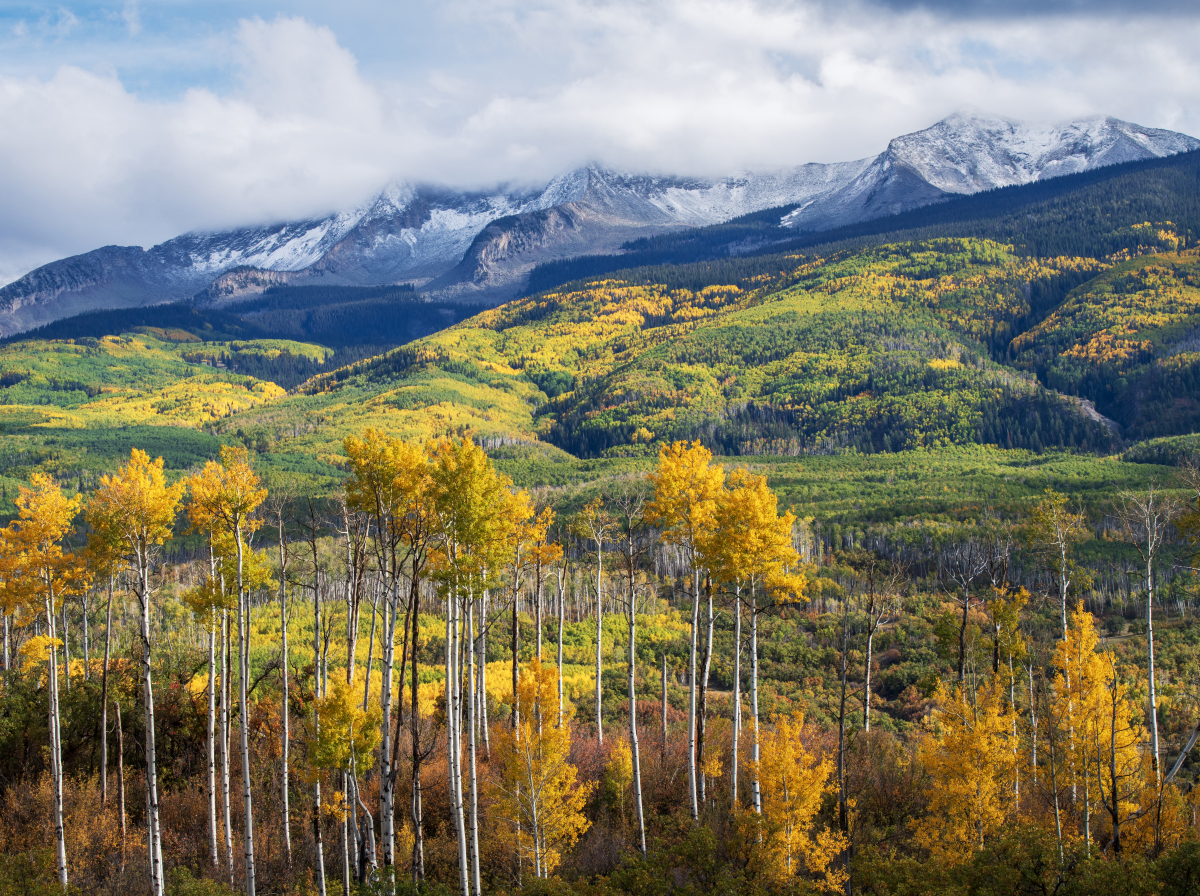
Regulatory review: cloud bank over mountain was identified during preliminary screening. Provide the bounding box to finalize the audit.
[2,0,1199,284]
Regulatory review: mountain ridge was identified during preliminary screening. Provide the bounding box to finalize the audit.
[2,112,1195,336]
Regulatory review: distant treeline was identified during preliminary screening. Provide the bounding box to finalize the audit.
[4,285,487,389]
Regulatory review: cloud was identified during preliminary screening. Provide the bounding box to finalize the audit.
[1,2,1199,283]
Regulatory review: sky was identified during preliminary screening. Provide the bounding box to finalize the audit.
[2,0,1199,285]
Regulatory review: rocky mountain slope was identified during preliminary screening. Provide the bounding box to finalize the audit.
[1,113,1195,336]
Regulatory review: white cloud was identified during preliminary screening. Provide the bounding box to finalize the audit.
[2,2,1199,283]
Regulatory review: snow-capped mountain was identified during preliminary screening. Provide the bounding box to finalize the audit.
[1,113,1195,336]
[781,114,1199,230]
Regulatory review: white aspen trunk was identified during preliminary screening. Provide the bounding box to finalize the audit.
[61,599,70,692]
[467,595,482,896]
[313,577,327,896]
[116,698,127,867]
[208,612,219,868]
[595,547,604,742]
[687,566,700,820]
[698,582,714,807]
[221,609,234,881]
[557,574,565,729]
[410,572,425,883]
[137,557,165,896]
[234,524,257,896]
[628,578,646,855]
[446,583,469,896]
[82,593,90,680]
[661,654,667,754]
[864,624,874,732]
[3,613,9,670]
[751,581,762,815]
[101,579,114,810]
[45,591,68,890]
[379,573,398,875]
[280,576,292,869]
[1147,555,1161,781]
[479,590,490,758]
[341,771,351,896]
[732,583,741,807]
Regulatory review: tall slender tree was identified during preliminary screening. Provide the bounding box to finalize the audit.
[87,450,184,896]
[1,473,89,890]
[646,441,724,821]
[189,446,268,896]
[1117,484,1179,782]
[575,497,614,743]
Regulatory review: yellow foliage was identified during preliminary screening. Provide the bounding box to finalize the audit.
[748,711,846,890]
[915,677,1018,864]
[489,657,592,877]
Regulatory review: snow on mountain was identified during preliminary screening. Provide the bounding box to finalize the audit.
[1,112,1197,335]
[781,114,1200,230]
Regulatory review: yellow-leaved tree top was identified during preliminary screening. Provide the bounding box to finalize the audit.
[489,657,592,878]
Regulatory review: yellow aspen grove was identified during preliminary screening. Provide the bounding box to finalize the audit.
[915,677,1019,864]
[700,467,804,813]
[0,473,88,890]
[187,445,268,896]
[429,436,515,896]
[489,657,593,879]
[646,440,725,821]
[750,711,846,891]
[86,449,185,896]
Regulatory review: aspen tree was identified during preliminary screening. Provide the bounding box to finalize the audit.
[574,497,613,743]
[181,572,232,872]
[646,441,724,821]
[490,658,592,878]
[430,437,512,896]
[1027,490,1089,640]
[345,430,432,881]
[1117,485,1179,782]
[1,473,88,890]
[752,712,845,890]
[915,677,1018,862]
[700,468,803,812]
[87,450,184,896]
[189,446,267,896]
[611,483,650,854]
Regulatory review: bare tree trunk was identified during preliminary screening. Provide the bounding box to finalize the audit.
[45,591,68,890]
[208,607,219,868]
[687,567,700,820]
[137,560,165,896]
[235,525,257,896]
[221,609,234,882]
[697,578,714,807]
[379,574,398,876]
[312,570,328,896]
[280,576,292,869]
[595,554,604,743]
[61,599,70,692]
[864,624,874,732]
[732,584,741,807]
[467,595,482,896]
[116,698,127,868]
[101,578,114,810]
[1146,556,1161,781]
[662,654,668,759]
[557,573,565,729]
[751,581,762,815]
[447,586,470,896]
[627,575,646,855]
[410,575,425,883]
